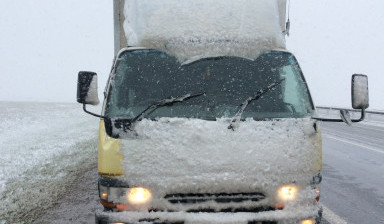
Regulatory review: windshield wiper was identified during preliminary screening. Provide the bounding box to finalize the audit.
[127,92,206,130]
[228,78,285,131]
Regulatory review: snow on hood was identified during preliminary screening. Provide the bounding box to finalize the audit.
[120,118,320,198]
[123,0,287,63]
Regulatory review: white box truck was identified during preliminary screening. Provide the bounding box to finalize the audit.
[77,1,369,223]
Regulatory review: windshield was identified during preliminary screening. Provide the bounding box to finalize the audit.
[105,50,313,120]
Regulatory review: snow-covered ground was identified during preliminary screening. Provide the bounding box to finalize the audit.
[0,102,99,223]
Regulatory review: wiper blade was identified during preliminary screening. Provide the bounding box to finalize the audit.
[128,92,206,129]
[228,78,285,130]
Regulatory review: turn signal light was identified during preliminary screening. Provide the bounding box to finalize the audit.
[315,188,320,202]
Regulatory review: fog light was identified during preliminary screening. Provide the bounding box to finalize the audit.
[127,187,152,205]
[301,219,315,224]
[99,185,109,201]
[278,185,297,201]
[100,191,108,200]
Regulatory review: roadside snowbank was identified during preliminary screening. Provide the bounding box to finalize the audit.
[123,0,287,62]
[0,102,99,223]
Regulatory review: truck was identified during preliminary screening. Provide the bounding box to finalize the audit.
[76,1,369,223]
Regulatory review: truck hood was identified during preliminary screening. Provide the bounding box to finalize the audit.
[119,118,321,195]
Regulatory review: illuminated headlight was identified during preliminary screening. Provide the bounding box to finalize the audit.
[300,219,315,224]
[278,185,298,201]
[127,187,152,205]
[99,184,152,210]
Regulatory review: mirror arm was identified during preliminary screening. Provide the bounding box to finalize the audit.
[312,117,344,122]
[312,109,366,123]
[83,104,106,119]
[350,108,366,123]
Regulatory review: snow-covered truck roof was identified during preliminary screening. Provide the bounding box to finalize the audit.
[114,0,287,63]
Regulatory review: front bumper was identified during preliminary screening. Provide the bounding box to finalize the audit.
[95,208,322,224]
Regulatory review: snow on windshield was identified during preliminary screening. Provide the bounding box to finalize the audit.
[123,0,287,62]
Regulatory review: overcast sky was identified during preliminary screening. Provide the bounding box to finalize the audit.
[0,0,383,110]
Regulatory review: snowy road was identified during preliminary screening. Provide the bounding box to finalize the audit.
[320,121,384,224]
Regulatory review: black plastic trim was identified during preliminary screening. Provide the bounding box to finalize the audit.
[77,71,96,104]
[311,173,322,185]
[99,176,130,188]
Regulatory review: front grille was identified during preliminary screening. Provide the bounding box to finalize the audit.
[248,222,277,224]
[165,192,266,204]
[187,206,275,213]
[138,219,183,224]
[125,220,277,224]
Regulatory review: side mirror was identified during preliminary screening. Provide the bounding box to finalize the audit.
[313,74,369,124]
[351,74,369,109]
[77,71,100,105]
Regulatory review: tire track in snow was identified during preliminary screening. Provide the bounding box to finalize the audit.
[0,102,100,224]
[0,138,97,223]
[32,165,101,224]
[321,126,384,148]
[323,134,384,155]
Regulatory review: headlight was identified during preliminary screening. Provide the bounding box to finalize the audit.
[278,185,297,201]
[99,183,152,211]
[127,187,152,205]
[301,219,315,224]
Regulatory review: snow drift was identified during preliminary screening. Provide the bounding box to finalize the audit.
[123,0,287,62]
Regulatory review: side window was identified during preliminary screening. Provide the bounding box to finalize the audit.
[280,65,311,115]
[281,66,300,106]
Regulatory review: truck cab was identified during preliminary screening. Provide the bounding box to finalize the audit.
[76,1,369,223]
[82,47,322,224]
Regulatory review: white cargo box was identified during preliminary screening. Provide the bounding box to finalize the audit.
[121,0,287,62]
